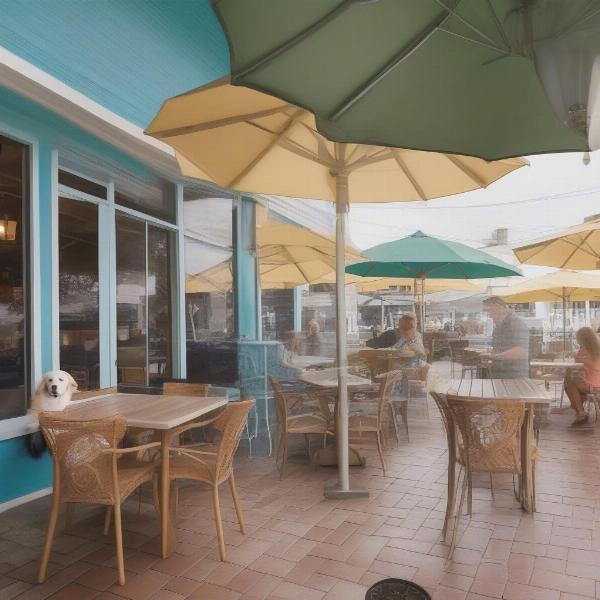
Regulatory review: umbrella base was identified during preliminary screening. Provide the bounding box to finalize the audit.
[324,482,369,499]
[312,443,365,467]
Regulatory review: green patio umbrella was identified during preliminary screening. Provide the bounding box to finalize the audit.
[213,0,600,160]
[346,231,521,328]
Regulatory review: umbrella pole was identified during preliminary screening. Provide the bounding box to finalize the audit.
[562,289,566,356]
[324,171,368,499]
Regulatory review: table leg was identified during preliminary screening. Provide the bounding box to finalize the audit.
[443,428,456,540]
[160,431,176,558]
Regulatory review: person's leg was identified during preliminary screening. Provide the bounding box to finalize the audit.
[563,369,579,413]
[567,373,589,424]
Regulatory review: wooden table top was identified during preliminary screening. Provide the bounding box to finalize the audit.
[299,368,372,389]
[433,378,551,405]
[63,393,227,430]
[530,360,583,368]
[356,348,415,357]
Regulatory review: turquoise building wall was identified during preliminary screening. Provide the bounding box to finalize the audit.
[0,0,229,127]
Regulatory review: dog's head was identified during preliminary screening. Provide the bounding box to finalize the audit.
[36,370,78,399]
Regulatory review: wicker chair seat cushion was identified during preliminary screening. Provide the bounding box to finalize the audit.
[287,413,329,433]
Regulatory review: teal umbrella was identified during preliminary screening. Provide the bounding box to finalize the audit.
[346,231,521,279]
[213,1,599,160]
[346,231,521,328]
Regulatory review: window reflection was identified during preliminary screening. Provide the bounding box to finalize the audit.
[148,225,172,384]
[116,215,147,386]
[58,197,99,391]
[0,135,28,419]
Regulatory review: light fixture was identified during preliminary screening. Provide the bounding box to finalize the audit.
[0,217,17,241]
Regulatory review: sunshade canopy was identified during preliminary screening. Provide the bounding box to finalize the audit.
[514,219,600,269]
[146,78,526,202]
[492,269,600,302]
[185,220,364,292]
[213,0,599,160]
[346,231,521,279]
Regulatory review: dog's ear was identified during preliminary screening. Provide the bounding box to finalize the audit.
[66,373,78,393]
[33,376,47,398]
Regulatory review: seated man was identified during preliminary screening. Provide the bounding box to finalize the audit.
[481,296,529,378]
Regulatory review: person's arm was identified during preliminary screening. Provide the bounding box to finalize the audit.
[490,346,527,360]
[407,334,427,357]
[490,319,528,361]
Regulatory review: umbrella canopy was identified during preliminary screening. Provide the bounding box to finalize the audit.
[346,231,521,279]
[514,219,600,269]
[146,78,526,499]
[186,220,364,292]
[314,272,484,293]
[147,79,526,202]
[213,1,599,160]
[492,269,600,302]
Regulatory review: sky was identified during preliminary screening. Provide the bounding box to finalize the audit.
[347,150,600,262]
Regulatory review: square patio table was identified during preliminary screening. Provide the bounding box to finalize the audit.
[433,378,550,513]
[63,393,227,557]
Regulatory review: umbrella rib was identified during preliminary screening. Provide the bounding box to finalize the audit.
[227,109,306,188]
[560,230,596,268]
[438,28,508,53]
[485,0,510,48]
[391,150,426,200]
[443,154,486,188]
[231,1,352,81]
[148,105,291,139]
[433,0,508,50]
[329,8,453,122]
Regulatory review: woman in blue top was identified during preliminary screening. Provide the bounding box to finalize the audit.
[394,313,427,368]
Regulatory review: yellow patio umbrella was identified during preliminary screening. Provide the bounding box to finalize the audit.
[146,77,526,499]
[492,269,600,353]
[186,220,364,292]
[514,220,600,269]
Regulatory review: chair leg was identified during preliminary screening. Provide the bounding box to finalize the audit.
[38,490,61,583]
[467,473,473,515]
[152,475,160,517]
[401,402,409,442]
[489,473,494,500]
[280,438,288,480]
[304,433,310,457]
[212,484,226,561]
[172,483,179,522]
[103,506,112,535]
[390,403,400,447]
[376,431,386,476]
[113,502,125,586]
[449,469,468,560]
[228,472,245,534]
[531,463,537,512]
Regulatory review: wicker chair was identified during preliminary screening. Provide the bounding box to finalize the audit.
[38,413,160,585]
[348,369,404,476]
[445,396,531,558]
[270,377,331,479]
[168,399,254,561]
[163,382,211,396]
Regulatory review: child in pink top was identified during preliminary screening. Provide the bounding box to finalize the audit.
[565,327,600,426]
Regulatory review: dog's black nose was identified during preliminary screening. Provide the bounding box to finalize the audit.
[51,384,57,391]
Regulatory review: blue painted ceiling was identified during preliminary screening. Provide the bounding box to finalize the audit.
[0,0,229,128]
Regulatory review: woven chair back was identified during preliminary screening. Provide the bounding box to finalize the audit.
[39,412,127,503]
[163,382,211,396]
[269,377,288,436]
[431,392,452,436]
[211,399,255,481]
[378,369,405,424]
[446,396,525,474]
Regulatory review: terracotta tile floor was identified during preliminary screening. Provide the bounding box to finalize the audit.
[3,362,600,600]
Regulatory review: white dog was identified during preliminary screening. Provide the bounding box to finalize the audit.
[31,370,78,412]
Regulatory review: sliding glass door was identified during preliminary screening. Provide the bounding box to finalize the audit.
[0,135,29,419]
[116,214,172,386]
[58,197,100,391]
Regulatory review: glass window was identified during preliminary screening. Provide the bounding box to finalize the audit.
[148,225,172,384]
[115,180,175,224]
[184,197,236,385]
[116,215,147,386]
[116,215,173,387]
[0,135,29,419]
[58,197,100,391]
[58,170,107,199]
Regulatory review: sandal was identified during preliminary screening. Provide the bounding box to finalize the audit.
[569,414,590,427]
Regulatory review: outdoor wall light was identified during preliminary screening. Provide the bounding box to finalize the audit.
[0,218,17,241]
